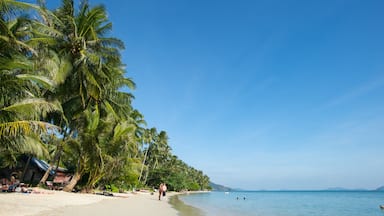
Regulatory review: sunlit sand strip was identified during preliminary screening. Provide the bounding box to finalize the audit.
[0,189,178,216]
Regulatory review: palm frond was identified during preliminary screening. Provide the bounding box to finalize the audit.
[99,37,124,49]
[3,0,42,12]
[2,98,63,119]
[17,135,49,158]
[95,22,112,36]
[103,100,118,119]
[0,120,60,138]
[0,55,32,70]
[16,74,55,90]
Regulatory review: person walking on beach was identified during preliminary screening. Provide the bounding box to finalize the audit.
[158,183,167,200]
[162,183,167,197]
[158,183,164,200]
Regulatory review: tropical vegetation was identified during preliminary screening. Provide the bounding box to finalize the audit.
[0,0,210,192]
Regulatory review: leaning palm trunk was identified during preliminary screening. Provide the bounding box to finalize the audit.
[138,147,148,183]
[63,153,87,192]
[39,166,52,186]
[143,166,149,185]
[39,143,62,186]
[39,131,70,186]
[63,170,81,192]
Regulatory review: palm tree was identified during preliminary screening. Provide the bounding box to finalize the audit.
[0,0,63,168]
[144,131,170,174]
[38,0,136,192]
[0,0,72,185]
[92,113,139,189]
[138,127,157,184]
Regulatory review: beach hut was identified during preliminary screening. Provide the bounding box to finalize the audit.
[0,156,72,188]
[26,158,72,189]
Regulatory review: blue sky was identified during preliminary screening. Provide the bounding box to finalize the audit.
[49,0,384,190]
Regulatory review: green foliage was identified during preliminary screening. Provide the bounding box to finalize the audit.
[146,158,211,192]
[0,0,211,193]
[188,182,201,191]
[105,184,119,192]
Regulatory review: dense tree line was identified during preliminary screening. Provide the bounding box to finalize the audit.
[0,0,210,192]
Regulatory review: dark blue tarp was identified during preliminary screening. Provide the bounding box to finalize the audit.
[30,158,55,175]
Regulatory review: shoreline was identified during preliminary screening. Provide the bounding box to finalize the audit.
[169,194,206,216]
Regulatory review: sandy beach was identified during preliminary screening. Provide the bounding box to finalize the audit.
[0,189,178,216]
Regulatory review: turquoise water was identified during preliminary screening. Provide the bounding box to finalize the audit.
[178,191,384,216]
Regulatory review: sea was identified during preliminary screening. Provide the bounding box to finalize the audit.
[177,191,384,216]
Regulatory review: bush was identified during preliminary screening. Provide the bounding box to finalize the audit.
[105,184,119,192]
[188,182,200,191]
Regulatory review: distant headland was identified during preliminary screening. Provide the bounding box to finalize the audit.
[209,184,384,192]
[209,182,232,191]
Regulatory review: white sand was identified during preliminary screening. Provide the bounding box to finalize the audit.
[0,190,178,216]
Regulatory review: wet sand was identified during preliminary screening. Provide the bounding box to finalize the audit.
[169,194,205,216]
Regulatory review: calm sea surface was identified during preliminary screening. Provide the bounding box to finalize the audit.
[178,191,384,216]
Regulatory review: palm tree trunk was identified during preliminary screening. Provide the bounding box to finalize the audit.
[53,151,62,179]
[138,147,148,183]
[143,167,149,185]
[39,166,52,186]
[39,143,62,185]
[63,170,81,192]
